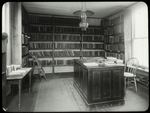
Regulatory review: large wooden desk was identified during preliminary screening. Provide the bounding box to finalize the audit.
[7,67,34,110]
[73,59,125,108]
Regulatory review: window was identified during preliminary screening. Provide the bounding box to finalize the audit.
[132,2,148,69]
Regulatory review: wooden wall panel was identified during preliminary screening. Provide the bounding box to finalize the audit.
[83,69,88,97]
[112,70,122,98]
[92,71,101,100]
[102,70,111,99]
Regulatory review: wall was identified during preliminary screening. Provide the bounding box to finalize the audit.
[2,2,22,95]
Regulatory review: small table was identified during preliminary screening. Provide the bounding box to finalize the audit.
[7,67,34,110]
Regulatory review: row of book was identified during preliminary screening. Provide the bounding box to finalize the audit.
[83,36,104,42]
[29,25,53,32]
[29,51,81,57]
[54,17,79,25]
[29,34,53,41]
[54,43,81,49]
[104,44,124,52]
[83,43,104,49]
[22,46,28,56]
[55,34,81,41]
[22,34,29,45]
[29,50,104,57]
[104,36,124,43]
[105,52,124,60]
[28,59,74,67]
[29,42,104,49]
[22,7,28,23]
[29,43,53,49]
[55,26,80,33]
[28,34,104,42]
[28,14,53,24]
[28,14,80,25]
[83,28,103,34]
[104,24,124,35]
[101,15,123,27]
[82,51,104,57]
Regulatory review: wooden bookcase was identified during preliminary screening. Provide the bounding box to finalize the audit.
[81,26,104,58]
[22,5,29,67]
[102,14,125,61]
[22,9,104,74]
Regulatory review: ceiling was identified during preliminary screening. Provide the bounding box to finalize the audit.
[22,2,136,18]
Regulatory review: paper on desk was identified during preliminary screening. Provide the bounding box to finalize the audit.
[83,62,99,66]
[8,70,26,75]
[19,67,32,72]
[8,71,24,77]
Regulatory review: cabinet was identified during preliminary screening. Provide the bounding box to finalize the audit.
[74,59,125,107]
[2,32,8,110]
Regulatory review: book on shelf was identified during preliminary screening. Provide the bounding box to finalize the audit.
[29,34,53,41]
[28,14,39,23]
[22,34,29,45]
[22,56,28,66]
[54,43,81,49]
[29,14,53,24]
[30,25,53,33]
[105,52,124,60]
[29,42,53,49]
[105,44,124,52]
[82,51,104,57]
[83,43,104,49]
[55,26,80,33]
[83,35,104,42]
[104,24,124,35]
[22,46,28,56]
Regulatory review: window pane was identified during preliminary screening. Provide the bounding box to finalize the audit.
[134,3,148,38]
[133,38,148,67]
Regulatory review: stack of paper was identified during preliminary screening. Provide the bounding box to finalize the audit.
[19,67,32,72]
[106,57,117,60]
[116,59,123,64]
[8,70,27,77]
[83,62,99,67]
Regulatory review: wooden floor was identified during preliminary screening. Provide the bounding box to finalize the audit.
[6,73,149,112]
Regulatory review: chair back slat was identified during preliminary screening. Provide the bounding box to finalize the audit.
[124,58,139,75]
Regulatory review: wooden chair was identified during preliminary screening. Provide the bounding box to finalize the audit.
[124,57,139,92]
[29,53,48,81]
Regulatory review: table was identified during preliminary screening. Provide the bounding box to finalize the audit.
[74,59,125,108]
[7,67,34,110]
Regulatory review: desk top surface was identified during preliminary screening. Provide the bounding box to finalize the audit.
[74,59,124,69]
[7,67,32,80]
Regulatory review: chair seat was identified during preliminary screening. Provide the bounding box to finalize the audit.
[124,72,136,77]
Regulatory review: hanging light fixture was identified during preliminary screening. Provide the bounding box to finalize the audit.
[73,2,94,31]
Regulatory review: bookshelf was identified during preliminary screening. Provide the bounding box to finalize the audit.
[25,13,104,74]
[102,14,125,61]
[53,16,81,73]
[22,5,29,67]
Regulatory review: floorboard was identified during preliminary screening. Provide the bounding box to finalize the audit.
[6,73,149,112]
